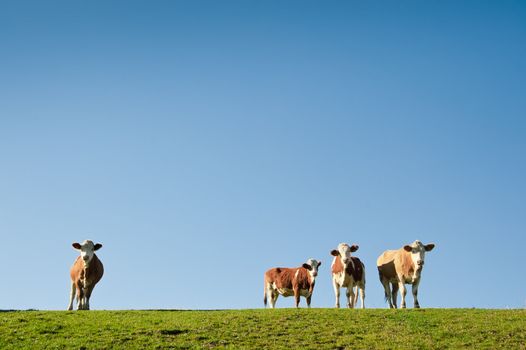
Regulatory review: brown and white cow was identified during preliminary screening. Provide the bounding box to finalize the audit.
[377,240,435,309]
[263,258,321,308]
[331,243,366,308]
[67,240,104,310]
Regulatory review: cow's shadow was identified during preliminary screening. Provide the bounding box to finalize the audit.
[0,309,38,313]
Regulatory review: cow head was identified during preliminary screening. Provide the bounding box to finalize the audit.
[331,243,359,265]
[302,258,322,278]
[403,240,435,272]
[72,240,102,266]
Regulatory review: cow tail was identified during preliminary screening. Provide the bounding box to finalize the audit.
[378,267,389,302]
[354,286,359,305]
[383,286,390,303]
[263,276,267,307]
[362,262,366,285]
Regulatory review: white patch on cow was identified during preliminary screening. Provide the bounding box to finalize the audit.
[337,243,353,264]
[305,258,320,279]
[73,240,97,267]
[407,240,427,282]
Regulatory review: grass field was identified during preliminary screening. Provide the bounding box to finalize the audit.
[0,309,525,349]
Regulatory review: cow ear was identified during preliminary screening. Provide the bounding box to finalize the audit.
[351,245,359,252]
[94,243,103,251]
[317,261,321,267]
[302,263,312,270]
[330,250,339,256]
[403,245,412,252]
[425,244,435,251]
[72,243,81,250]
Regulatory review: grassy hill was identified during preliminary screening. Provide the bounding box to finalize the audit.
[1,309,525,349]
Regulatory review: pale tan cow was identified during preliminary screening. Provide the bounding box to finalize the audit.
[330,243,366,308]
[67,240,104,310]
[377,240,435,308]
[263,258,321,308]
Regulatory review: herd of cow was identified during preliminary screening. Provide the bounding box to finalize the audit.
[67,239,434,311]
[263,240,435,309]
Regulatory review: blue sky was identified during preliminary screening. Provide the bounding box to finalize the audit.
[1,0,525,310]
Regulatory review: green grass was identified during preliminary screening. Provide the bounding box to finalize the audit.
[1,309,525,349]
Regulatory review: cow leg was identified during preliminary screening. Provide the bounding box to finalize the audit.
[76,283,84,310]
[333,279,341,308]
[81,289,89,310]
[84,286,94,310]
[270,291,278,309]
[412,280,421,308]
[356,284,365,309]
[399,282,407,308]
[391,283,399,309]
[294,294,301,308]
[306,295,312,308]
[346,286,355,308]
[293,288,301,308]
[381,279,394,308]
[67,282,76,311]
[264,284,272,308]
[82,289,88,310]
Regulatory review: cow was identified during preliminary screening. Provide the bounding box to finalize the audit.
[67,240,104,310]
[330,243,366,308]
[377,240,435,309]
[263,258,321,308]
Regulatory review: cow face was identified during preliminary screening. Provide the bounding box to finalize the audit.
[403,240,435,270]
[302,258,322,278]
[331,243,359,265]
[72,240,102,266]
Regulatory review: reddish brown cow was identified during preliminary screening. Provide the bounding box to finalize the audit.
[67,240,104,310]
[263,258,321,308]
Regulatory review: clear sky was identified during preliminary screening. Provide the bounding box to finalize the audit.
[1,0,525,310]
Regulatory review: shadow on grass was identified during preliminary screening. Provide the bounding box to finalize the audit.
[0,309,38,313]
[140,309,233,313]
[159,329,188,336]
